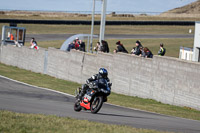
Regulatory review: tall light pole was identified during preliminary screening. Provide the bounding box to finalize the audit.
[99,0,107,45]
[90,0,107,51]
[90,0,96,53]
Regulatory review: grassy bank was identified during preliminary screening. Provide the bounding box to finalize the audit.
[0,110,172,133]
[0,63,200,121]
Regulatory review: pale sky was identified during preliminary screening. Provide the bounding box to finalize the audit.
[0,0,197,13]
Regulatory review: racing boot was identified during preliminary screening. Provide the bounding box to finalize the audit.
[77,93,83,102]
[77,84,87,101]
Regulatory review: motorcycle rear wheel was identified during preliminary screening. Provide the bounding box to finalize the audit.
[90,96,103,114]
[74,100,82,112]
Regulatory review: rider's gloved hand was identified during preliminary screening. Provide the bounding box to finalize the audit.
[86,80,90,84]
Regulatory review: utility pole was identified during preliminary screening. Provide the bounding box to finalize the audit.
[90,0,96,53]
[99,0,107,45]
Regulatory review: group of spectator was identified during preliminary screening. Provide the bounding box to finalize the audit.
[10,33,166,57]
[67,37,85,52]
[113,40,166,58]
[130,40,154,58]
[9,35,39,50]
[66,37,166,58]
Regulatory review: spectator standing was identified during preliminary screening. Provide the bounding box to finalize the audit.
[132,40,143,56]
[144,47,153,58]
[78,40,85,52]
[158,43,166,56]
[114,41,128,53]
[74,38,80,50]
[101,40,109,53]
[30,38,39,50]
[8,32,14,40]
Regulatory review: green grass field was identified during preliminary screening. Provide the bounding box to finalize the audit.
[0,110,173,133]
[14,24,196,35]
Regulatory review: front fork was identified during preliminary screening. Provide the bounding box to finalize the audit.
[75,87,82,98]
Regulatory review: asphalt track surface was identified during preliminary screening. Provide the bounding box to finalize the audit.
[1,76,200,133]
[25,34,194,42]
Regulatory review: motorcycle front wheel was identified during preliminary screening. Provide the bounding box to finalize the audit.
[90,96,103,114]
[74,100,82,112]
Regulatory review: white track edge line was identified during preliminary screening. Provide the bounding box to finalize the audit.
[0,75,74,97]
[0,74,199,122]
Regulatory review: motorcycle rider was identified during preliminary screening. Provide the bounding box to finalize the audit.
[78,68,111,101]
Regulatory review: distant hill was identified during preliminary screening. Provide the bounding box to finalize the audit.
[160,0,200,17]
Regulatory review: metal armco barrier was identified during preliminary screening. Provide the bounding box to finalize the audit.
[0,19,195,25]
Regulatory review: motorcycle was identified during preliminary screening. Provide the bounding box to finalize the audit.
[74,79,111,114]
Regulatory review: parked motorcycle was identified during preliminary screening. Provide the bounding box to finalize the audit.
[74,80,111,114]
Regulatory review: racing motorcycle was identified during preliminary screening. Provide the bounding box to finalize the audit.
[74,79,111,114]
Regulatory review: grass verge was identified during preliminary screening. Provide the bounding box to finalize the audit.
[0,110,172,133]
[0,63,200,121]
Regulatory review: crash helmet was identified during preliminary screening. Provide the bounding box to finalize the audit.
[99,68,108,78]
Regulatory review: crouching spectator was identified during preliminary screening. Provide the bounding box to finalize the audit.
[94,42,101,52]
[30,38,39,50]
[100,40,109,53]
[144,47,153,58]
[78,40,85,52]
[139,47,146,57]
[114,41,128,53]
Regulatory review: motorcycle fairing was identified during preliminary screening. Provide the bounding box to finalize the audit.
[80,99,91,110]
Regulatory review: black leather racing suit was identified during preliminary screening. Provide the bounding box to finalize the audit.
[78,74,111,100]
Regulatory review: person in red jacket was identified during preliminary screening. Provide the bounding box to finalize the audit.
[74,37,80,50]
[8,32,14,40]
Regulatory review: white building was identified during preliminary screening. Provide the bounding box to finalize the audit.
[193,21,200,62]
[179,47,193,61]
[179,22,200,62]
